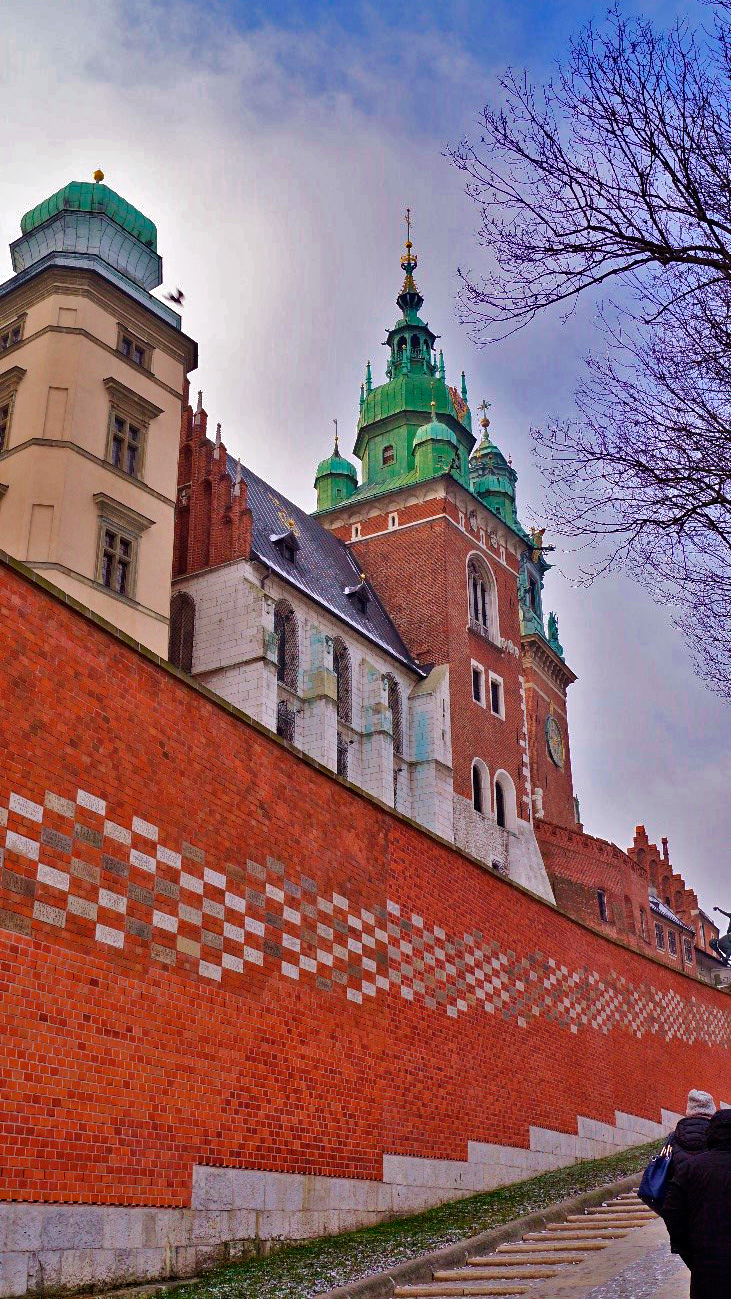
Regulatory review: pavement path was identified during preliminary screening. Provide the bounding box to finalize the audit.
[391,1194,688,1299]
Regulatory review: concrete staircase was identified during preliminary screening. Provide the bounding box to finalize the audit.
[391,1193,656,1296]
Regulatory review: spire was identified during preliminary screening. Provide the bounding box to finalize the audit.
[333,418,339,455]
[366,360,372,394]
[396,206,424,318]
[213,421,222,459]
[196,390,203,412]
[233,457,242,497]
[438,350,445,382]
[461,371,468,402]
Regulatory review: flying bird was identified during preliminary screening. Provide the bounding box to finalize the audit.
[164,288,185,306]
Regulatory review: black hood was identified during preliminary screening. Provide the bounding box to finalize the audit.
[707,1109,731,1150]
[674,1115,711,1151]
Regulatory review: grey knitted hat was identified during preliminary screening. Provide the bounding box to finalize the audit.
[686,1089,716,1117]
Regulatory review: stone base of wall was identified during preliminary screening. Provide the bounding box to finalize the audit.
[0,1106,681,1298]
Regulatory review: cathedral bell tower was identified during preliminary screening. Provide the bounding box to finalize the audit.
[0,173,197,654]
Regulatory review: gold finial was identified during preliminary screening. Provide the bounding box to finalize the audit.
[430,378,437,421]
[401,206,417,273]
[478,398,491,433]
[93,168,105,184]
[333,417,339,454]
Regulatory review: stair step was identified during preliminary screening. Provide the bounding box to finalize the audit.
[468,1256,566,1268]
[521,1233,611,1246]
[497,1242,598,1253]
[436,1269,559,1281]
[393,1285,531,1297]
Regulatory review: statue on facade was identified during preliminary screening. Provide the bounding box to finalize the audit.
[711,909,731,965]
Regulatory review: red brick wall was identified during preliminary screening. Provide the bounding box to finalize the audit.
[334,494,528,808]
[537,821,651,951]
[1,556,729,1209]
[523,645,577,829]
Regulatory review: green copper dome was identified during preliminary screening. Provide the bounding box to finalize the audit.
[315,448,358,480]
[412,409,458,451]
[314,435,358,510]
[21,181,157,252]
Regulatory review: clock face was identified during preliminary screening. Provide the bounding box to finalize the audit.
[546,714,565,768]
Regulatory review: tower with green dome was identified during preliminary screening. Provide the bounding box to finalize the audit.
[0,170,197,657]
[315,216,475,511]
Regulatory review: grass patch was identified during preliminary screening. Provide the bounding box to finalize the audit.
[163,1141,656,1299]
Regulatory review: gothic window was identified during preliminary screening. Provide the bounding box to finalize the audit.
[467,557,498,642]
[384,673,403,755]
[169,592,195,673]
[276,699,296,744]
[597,889,609,923]
[336,732,349,779]
[655,922,665,950]
[683,937,693,964]
[674,890,684,912]
[333,638,352,723]
[640,907,649,942]
[382,444,395,466]
[667,930,677,957]
[274,599,298,690]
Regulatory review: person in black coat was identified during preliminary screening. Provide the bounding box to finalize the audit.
[662,1089,715,1189]
[662,1107,731,1299]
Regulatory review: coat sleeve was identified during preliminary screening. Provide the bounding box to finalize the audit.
[661,1161,691,1267]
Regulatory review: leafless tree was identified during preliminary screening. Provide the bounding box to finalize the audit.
[451,6,731,694]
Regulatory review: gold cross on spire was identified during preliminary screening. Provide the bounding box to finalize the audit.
[404,206,412,248]
[478,398,491,434]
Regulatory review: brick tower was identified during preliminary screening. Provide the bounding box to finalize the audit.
[316,223,557,900]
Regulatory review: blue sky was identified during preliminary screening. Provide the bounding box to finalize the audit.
[1,0,727,913]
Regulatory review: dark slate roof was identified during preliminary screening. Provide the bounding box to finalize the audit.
[649,895,695,934]
[227,456,421,674]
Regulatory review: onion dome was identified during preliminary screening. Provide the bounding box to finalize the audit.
[469,400,518,527]
[413,398,462,480]
[315,428,358,510]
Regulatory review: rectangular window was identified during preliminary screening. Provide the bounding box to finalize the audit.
[0,401,10,452]
[117,327,150,369]
[388,512,398,529]
[655,922,665,951]
[472,664,484,705]
[489,673,505,719]
[683,937,693,964]
[0,318,23,351]
[108,411,143,478]
[351,523,361,540]
[597,889,609,923]
[99,526,135,597]
[667,930,677,957]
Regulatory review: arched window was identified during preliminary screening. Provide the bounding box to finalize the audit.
[494,771,517,831]
[333,638,352,723]
[649,859,659,888]
[411,333,421,353]
[674,890,684,912]
[397,336,407,356]
[274,600,298,691]
[472,763,484,815]
[382,444,395,466]
[384,674,403,755]
[495,780,505,827]
[467,556,498,642]
[169,592,195,672]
